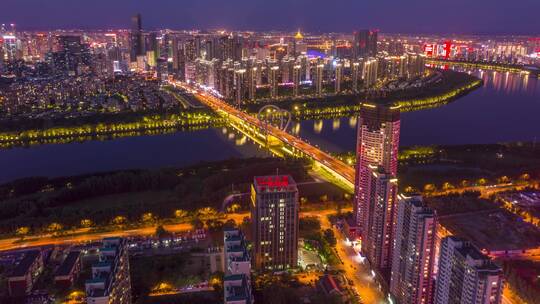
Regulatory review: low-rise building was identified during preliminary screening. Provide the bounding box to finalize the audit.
[7,250,44,297]
[54,251,82,289]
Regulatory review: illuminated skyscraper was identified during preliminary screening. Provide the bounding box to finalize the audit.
[353,103,400,235]
[434,237,503,304]
[293,65,301,97]
[334,62,343,93]
[390,195,438,304]
[130,14,144,62]
[249,67,257,101]
[269,65,279,98]
[353,30,378,58]
[361,166,398,275]
[352,61,361,93]
[362,58,378,88]
[235,68,246,106]
[251,175,299,271]
[315,63,324,96]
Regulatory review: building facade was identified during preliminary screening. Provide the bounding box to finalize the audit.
[434,236,503,304]
[223,228,253,304]
[353,103,400,233]
[390,195,438,304]
[85,237,132,304]
[251,175,299,271]
[361,165,398,274]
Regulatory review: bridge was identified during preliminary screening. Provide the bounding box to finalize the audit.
[172,82,355,192]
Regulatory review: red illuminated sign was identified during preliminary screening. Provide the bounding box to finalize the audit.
[424,44,434,57]
[256,176,290,188]
[443,40,452,59]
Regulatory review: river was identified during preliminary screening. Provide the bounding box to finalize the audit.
[0,69,538,183]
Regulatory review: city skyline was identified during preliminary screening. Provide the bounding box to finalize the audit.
[2,0,540,35]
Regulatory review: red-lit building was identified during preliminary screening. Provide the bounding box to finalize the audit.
[7,250,44,297]
[54,251,82,289]
[353,103,401,236]
[251,175,299,271]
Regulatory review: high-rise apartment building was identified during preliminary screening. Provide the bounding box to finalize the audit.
[390,195,438,304]
[269,66,279,99]
[434,237,503,304]
[292,64,301,97]
[353,103,400,234]
[362,58,378,88]
[251,175,299,271]
[335,62,343,93]
[85,237,132,304]
[361,165,398,274]
[315,63,324,96]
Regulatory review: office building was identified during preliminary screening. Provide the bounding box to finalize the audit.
[353,103,400,235]
[251,175,299,271]
[130,14,144,62]
[361,165,398,275]
[85,237,132,304]
[353,30,378,58]
[434,237,503,304]
[390,195,438,304]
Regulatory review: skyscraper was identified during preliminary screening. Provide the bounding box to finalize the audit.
[235,68,246,106]
[130,14,144,62]
[353,30,378,58]
[361,165,398,274]
[335,62,343,93]
[434,237,503,304]
[353,103,400,234]
[315,63,324,96]
[390,195,438,304]
[251,175,299,271]
[352,61,361,93]
[269,65,279,99]
[293,64,301,97]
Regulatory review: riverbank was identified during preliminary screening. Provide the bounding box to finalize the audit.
[427,58,538,75]
[246,69,482,119]
[0,111,221,149]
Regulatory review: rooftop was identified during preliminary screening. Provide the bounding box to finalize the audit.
[9,250,40,277]
[55,251,81,277]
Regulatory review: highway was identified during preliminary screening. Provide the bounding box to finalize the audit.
[174,82,356,188]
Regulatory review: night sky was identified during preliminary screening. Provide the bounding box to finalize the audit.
[2,0,539,35]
